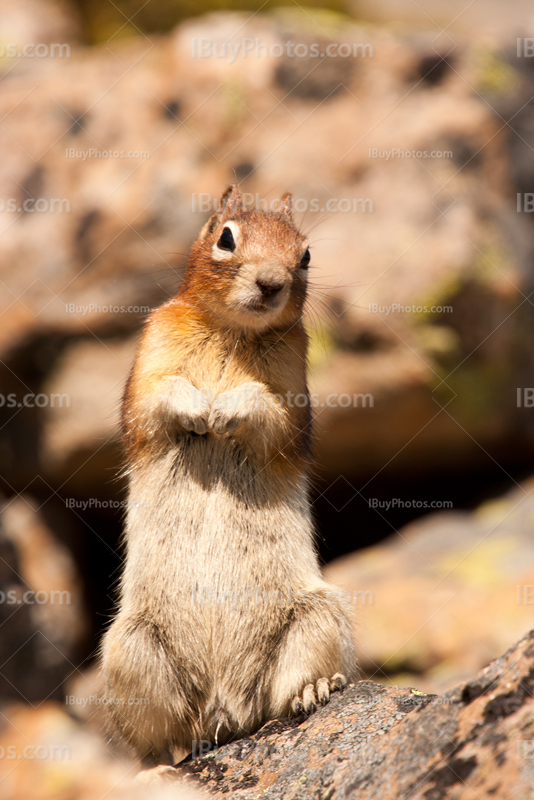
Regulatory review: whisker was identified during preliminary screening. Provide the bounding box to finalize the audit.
[308,237,344,244]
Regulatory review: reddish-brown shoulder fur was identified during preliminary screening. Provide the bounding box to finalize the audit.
[122,297,311,475]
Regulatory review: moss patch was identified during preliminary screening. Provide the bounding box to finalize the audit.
[473,45,519,96]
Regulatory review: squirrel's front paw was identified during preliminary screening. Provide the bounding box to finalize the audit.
[168,378,211,434]
[290,673,347,716]
[209,382,266,435]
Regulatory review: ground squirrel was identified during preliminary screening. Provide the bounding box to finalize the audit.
[101,185,357,779]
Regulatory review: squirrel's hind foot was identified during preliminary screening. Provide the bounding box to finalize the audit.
[290,673,347,716]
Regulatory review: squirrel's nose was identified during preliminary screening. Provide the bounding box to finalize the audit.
[256,279,285,299]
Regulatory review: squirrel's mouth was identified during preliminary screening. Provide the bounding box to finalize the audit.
[228,296,290,330]
[246,300,276,312]
[229,285,290,323]
[239,293,286,314]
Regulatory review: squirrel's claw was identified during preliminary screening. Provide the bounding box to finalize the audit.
[290,674,347,717]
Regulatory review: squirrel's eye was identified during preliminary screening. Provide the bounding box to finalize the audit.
[300,248,310,269]
[217,227,236,252]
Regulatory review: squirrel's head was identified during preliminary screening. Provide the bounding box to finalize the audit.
[182,185,309,332]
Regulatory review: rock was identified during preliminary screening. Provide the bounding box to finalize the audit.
[0,495,89,702]
[179,630,534,800]
[353,0,533,40]
[324,476,534,693]
[0,0,80,59]
[40,337,136,487]
[0,702,206,800]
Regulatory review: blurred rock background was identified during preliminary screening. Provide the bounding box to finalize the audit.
[1,0,534,796]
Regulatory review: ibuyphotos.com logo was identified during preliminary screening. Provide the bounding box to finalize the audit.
[191,38,374,64]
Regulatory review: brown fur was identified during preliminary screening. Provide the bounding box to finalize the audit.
[100,186,357,774]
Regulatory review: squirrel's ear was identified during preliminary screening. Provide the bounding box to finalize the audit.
[279,192,293,221]
[199,213,219,241]
[219,184,242,218]
[199,186,241,238]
